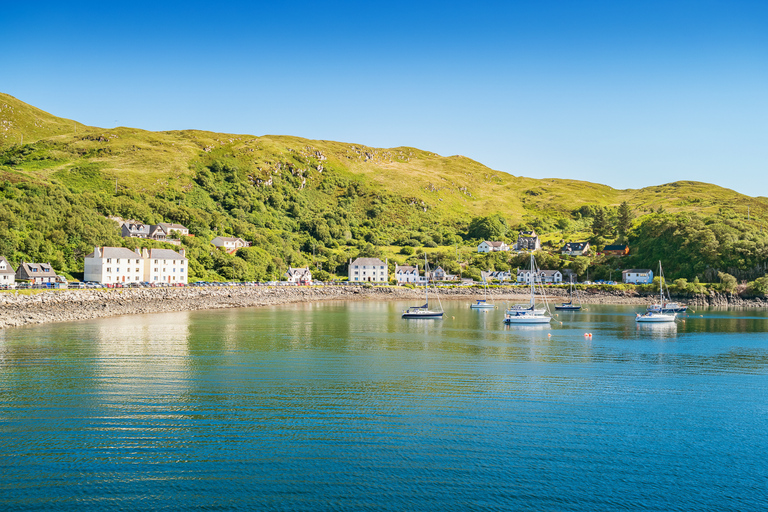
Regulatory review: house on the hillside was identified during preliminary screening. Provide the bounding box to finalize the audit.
[622,269,653,284]
[517,269,563,284]
[285,267,312,284]
[514,231,541,251]
[0,256,16,288]
[478,241,509,253]
[84,247,145,285]
[211,236,249,254]
[348,257,388,283]
[121,222,151,238]
[603,244,630,256]
[16,262,61,286]
[150,223,190,240]
[395,264,425,284]
[143,248,188,284]
[561,241,590,256]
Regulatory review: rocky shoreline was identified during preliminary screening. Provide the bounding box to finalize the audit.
[0,285,765,329]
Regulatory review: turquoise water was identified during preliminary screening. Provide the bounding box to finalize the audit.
[1,301,767,511]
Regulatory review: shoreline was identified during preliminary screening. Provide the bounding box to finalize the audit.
[0,285,765,329]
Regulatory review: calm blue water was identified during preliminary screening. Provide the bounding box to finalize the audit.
[1,301,767,511]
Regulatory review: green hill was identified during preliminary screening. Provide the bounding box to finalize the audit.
[1,92,767,285]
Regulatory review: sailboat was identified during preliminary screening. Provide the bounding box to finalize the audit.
[470,272,496,309]
[402,254,444,319]
[504,253,552,324]
[555,275,582,311]
[636,261,676,323]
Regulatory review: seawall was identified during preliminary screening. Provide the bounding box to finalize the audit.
[0,285,764,329]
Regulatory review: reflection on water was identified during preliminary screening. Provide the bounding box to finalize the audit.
[0,303,767,511]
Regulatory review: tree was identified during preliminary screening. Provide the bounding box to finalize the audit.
[718,272,737,293]
[591,207,612,238]
[617,201,633,239]
[468,214,508,240]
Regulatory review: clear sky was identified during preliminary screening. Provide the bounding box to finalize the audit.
[2,1,767,196]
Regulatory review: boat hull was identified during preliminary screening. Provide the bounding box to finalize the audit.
[555,304,581,311]
[402,311,444,319]
[504,314,551,324]
[470,304,495,309]
[636,313,676,323]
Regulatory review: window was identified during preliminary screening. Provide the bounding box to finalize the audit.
[32,268,38,272]
[117,268,120,272]
[135,259,140,264]
[180,268,184,273]
[154,276,158,281]
[107,258,111,263]
[154,268,158,272]
[154,259,158,264]
[107,268,111,273]
[135,268,139,272]
[117,259,121,263]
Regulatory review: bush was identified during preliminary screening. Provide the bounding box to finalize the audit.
[747,276,768,297]
[400,246,415,255]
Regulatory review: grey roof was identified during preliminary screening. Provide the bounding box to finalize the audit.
[16,262,58,279]
[286,267,312,278]
[604,245,628,251]
[156,223,187,231]
[350,258,386,266]
[0,256,15,274]
[483,241,506,247]
[149,249,187,260]
[562,242,589,251]
[539,270,562,276]
[623,269,651,273]
[86,247,141,259]
[396,265,417,272]
[213,236,245,243]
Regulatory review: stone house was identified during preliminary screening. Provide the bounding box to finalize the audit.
[16,262,60,285]
[515,231,541,251]
[561,241,590,256]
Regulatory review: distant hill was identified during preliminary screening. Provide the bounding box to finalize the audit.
[0,92,766,283]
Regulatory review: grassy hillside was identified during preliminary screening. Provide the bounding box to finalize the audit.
[1,92,767,284]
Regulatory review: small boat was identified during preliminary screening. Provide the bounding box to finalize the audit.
[403,254,444,319]
[555,276,582,311]
[470,273,495,309]
[636,262,676,323]
[504,253,552,325]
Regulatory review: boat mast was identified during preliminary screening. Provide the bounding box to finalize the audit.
[530,252,535,307]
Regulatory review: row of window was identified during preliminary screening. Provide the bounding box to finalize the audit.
[105,268,184,273]
[104,258,185,264]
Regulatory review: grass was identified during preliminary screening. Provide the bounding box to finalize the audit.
[3,91,768,228]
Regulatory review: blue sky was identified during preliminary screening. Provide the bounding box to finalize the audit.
[2,1,767,196]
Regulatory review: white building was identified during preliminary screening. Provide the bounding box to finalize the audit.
[0,256,15,288]
[285,267,312,284]
[395,264,426,284]
[561,241,590,256]
[84,247,145,285]
[485,270,512,282]
[622,269,653,284]
[477,241,510,253]
[143,248,188,284]
[348,257,388,283]
[517,269,563,284]
[211,236,249,254]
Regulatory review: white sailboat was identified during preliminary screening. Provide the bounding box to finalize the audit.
[402,254,444,319]
[504,253,552,324]
[555,275,582,311]
[470,272,496,309]
[636,261,676,323]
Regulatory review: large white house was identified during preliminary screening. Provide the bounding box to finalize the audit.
[0,256,15,288]
[622,269,653,284]
[84,247,187,285]
[348,257,388,283]
[143,248,188,284]
[84,247,145,284]
[395,264,426,284]
[478,241,510,253]
[485,270,512,282]
[517,269,563,284]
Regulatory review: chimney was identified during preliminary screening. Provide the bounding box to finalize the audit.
[179,248,186,258]
[95,247,101,258]
[135,247,141,256]
[142,248,149,259]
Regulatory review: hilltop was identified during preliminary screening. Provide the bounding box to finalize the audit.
[1,92,767,285]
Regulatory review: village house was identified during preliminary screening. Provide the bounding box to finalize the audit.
[120,221,190,241]
[348,257,388,283]
[84,247,145,285]
[0,256,15,288]
[211,236,249,254]
[142,248,188,285]
[517,269,563,284]
[477,241,509,253]
[514,231,541,251]
[603,244,630,256]
[561,241,591,256]
[284,267,312,284]
[15,262,62,286]
[622,269,653,284]
[485,270,512,282]
[394,264,425,285]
